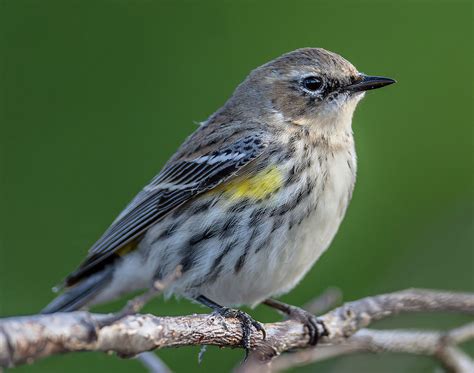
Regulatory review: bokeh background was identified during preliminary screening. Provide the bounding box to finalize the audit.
[1,1,472,372]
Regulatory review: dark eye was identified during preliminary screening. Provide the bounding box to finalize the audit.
[302,76,323,92]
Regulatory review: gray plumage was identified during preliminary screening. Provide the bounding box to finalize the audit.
[42,48,394,314]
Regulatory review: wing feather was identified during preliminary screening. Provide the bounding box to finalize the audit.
[65,132,268,285]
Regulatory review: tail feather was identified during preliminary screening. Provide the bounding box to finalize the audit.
[41,267,114,314]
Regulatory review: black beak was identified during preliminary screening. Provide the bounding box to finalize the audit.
[344,74,396,93]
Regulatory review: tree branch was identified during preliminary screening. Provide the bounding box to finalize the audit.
[270,325,474,373]
[0,289,472,370]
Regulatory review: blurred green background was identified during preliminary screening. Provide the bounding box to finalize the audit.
[1,0,473,372]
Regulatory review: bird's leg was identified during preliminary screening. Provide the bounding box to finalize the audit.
[263,298,328,346]
[196,295,266,355]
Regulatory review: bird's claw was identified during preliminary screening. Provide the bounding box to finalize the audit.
[214,307,266,356]
[284,305,328,345]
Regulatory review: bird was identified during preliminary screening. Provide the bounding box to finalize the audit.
[42,47,395,349]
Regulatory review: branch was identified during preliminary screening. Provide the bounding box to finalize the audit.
[270,324,474,373]
[0,289,472,370]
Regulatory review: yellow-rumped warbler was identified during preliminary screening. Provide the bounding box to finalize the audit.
[43,48,395,347]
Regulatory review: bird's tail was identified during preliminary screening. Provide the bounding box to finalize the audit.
[41,267,114,314]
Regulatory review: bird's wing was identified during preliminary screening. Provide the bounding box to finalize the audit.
[65,130,268,285]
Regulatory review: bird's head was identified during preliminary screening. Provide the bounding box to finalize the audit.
[233,48,395,132]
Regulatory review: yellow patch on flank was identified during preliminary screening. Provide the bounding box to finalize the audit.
[212,166,283,201]
[116,241,138,257]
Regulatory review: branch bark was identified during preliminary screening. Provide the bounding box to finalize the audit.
[0,289,472,371]
[270,325,474,373]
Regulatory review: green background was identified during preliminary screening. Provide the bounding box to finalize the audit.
[1,1,473,372]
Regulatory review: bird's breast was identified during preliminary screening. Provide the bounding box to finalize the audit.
[260,143,357,298]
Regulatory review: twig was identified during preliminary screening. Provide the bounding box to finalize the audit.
[320,288,474,343]
[136,352,172,373]
[303,287,343,315]
[0,289,472,369]
[270,325,474,373]
[98,265,182,327]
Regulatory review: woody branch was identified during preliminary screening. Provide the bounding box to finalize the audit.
[0,289,473,372]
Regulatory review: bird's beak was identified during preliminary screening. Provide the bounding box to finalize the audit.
[344,74,396,93]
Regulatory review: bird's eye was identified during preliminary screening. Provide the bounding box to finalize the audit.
[302,76,323,92]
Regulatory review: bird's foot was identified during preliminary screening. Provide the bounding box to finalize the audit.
[196,295,265,356]
[214,306,266,352]
[264,298,328,346]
